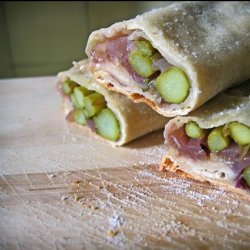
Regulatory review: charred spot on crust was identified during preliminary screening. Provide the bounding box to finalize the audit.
[131,93,145,100]
[131,93,157,108]
[107,83,114,88]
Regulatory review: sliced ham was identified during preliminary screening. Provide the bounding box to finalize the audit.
[65,110,74,122]
[91,32,169,84]
[168,126,208,160]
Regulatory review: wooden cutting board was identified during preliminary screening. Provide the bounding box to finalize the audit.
[0,76,250,249]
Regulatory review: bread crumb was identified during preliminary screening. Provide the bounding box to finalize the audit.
[74,194,82,201]
[107,230,118,238]
[71,180,80,184]
[61,196,69,201]
[90,205,99,211]
[48,174,56,179]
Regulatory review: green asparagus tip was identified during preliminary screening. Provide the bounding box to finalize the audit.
[229,122,250,146]
[243,166,250,186]
[155,67,190,104]
[84,92,107,117]
[242,166,250,187]
[62,79,77,95]
[135,40,155,57]
[73,109,87,125]
[94,108,120,141]
[185,121,206,139]
[128,51,156,78]
[73,86,93,109]
[207,127,230,152]
[70,93,80,108]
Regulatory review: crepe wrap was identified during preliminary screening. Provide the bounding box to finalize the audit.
[57,60,170,146]
[86,1,250,117]
[160,82,250,196]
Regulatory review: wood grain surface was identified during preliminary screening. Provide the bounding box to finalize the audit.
[0,77,250,249]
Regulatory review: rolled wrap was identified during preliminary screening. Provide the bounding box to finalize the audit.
[57,60,170,147]
[86,1,250,117]
[160,82,250,196]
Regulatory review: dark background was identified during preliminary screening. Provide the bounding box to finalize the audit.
[0,1,172,78]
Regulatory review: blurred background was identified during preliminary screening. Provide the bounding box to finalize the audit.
[0,1,173,78]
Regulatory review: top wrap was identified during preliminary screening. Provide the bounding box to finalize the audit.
[86,1,250,117]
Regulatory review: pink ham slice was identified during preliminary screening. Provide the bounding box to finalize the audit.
[91,36,145,84]
[65,110,74,122]
[168,126,208,160]
[91,35,168,84]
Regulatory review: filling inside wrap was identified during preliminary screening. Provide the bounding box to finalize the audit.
[162,82,250,192]
[165,120,250,191]
[91,32,190,106]
[57,60,170,146]
[58,78,121,142]
[88,2,250,117]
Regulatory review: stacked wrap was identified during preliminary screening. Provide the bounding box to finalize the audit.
[57,2,250,194]
[160,83,250,196]
[58,60,169,146]
[86,1,250,116]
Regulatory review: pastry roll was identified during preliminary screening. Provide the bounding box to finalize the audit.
[160,82,250,195]
[57,60,169,146]
[86,1,250,117]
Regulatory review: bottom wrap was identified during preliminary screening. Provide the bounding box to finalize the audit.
[57,60,169,146]
[161,82,250,196]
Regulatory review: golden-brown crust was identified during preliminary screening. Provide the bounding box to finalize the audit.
[160,157,250,199]
[160,158,202,181]
[98,79,161,113]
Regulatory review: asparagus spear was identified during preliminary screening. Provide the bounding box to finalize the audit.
[135,40,155,57]
[62,79,77,95]
[94,108,120,141]
[73,109,87,125]
[228,122,250,146]
[73,86,93,109]
[70,93,81,109]
[83,109,91,119]
[128,51,156,78]
[243,166,250,186]
[185,121,206,139]
[84,92,106,117]
[207,127,230,152]
[155,67,190,104]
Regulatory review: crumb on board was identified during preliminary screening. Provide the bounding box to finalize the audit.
[48,174,56,179]
[107,230,119,238]
[90,205,99,211]
[74,193,86,201]
[71,179,81,184]
[61,196,69,201]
